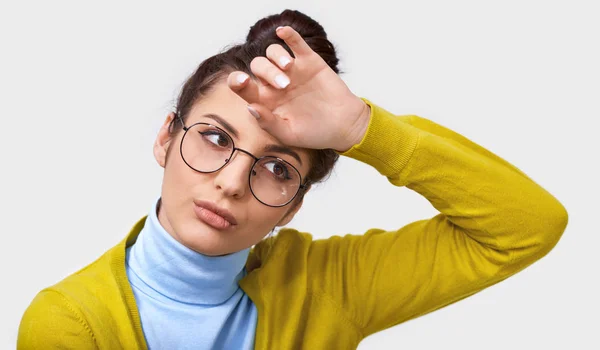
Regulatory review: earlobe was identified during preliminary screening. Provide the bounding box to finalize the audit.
[154,113,176,168]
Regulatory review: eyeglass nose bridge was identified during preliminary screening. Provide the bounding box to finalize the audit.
[227,147,259,162]
[178,121,308,207]
[224,147,261,175]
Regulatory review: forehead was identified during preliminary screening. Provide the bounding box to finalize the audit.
[190,80,248,118]
[186,81,311,168]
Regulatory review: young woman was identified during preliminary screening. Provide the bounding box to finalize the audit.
[18,9,568,350]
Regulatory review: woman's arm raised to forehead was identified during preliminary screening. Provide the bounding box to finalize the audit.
[305,98,568,338]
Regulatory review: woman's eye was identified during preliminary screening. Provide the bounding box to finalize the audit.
[200,131,230,147]
[264,161,290,179]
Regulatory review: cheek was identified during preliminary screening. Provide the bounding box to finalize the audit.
[244,205,286,237]
[162,147,203,204]
[165,149,187,185]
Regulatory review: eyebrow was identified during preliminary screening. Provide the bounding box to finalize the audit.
[263,144,303,166]
[201,113,303,166]
[203,113,239,138]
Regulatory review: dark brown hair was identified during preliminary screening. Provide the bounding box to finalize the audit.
[170,9,341,204]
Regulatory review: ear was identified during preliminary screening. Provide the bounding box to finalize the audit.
[153,113,176,168]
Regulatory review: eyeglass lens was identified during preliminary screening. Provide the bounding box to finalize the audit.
[180,123,301,206]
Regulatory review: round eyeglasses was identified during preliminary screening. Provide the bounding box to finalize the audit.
[173,115,309,207]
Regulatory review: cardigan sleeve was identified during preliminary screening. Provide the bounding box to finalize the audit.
[18,290,97,349]
[306,98,568,338]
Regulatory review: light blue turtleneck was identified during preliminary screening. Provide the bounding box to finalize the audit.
[125,199,258,349]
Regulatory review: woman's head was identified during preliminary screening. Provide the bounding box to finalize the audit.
[153,9,340,256]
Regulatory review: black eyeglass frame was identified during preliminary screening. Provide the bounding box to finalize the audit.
[172,113,309,208]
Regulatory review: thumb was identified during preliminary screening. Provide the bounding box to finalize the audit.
[247,103,293,144]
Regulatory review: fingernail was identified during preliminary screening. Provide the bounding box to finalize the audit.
[275,74,290,88]
[247,105,260,119]
[279,56,291,68]
[237,73,249,84]
[276,26,285,32]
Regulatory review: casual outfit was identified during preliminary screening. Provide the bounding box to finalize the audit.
[18,99,568,349]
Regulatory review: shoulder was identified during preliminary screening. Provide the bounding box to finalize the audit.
[256,228,374,263]
[18,240,125,349]
[19,217,147,349]
[251,227,365,275]
[252,228,313,262]
[18,289,97,349]
[52,240,123,299]
[48,218,142,302]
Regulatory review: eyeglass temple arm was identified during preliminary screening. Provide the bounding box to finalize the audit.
[300,180,311,190]
[170,112,187,132]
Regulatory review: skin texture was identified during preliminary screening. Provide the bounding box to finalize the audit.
[153,26,371,256]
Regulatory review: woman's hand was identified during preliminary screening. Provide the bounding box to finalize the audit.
[227,26,371,153]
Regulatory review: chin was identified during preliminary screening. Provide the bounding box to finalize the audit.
[175,221,236,256]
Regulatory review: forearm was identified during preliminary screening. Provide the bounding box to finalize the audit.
[340,99,568,266]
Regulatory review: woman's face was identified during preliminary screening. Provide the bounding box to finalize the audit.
[153,80,311,256]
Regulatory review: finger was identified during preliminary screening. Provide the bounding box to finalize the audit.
[275,26,313,57]
[266,43,294,71]
[250,56,290,90]
[247,103,292,143]
[227,71,260,104]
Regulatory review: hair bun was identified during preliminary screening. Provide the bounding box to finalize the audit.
[245,9,339,73]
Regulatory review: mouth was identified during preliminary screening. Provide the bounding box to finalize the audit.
[193,199,238,230]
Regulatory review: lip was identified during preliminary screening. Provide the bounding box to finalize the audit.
[193,199,238,226]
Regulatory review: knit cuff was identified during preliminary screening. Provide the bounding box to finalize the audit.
[337,98,421,178]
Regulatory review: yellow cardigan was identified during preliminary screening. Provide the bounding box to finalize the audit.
[18,99,568,349]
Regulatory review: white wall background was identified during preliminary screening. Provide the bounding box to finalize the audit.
[1,0,598,349]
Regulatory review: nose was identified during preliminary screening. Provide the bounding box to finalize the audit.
[213,149,255,199]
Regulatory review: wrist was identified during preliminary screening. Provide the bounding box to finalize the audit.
[335,99,371,152]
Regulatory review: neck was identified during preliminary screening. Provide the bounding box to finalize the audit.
[126,198,250,305]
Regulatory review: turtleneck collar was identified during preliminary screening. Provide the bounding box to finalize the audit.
[126,198,251,305]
